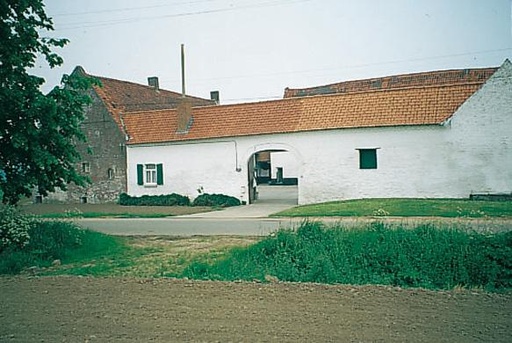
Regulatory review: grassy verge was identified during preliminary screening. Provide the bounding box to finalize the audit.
[37,212,171,219]
[181,221,512,292]
[0,216,258,277]
[273,198,512,218]
[3,217,511,292]
[48,235,259,278]
[0,220,124,275]
[20,203,214,219]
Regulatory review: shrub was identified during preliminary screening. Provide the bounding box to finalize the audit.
[181,221,512,291]
[0,205,37,252]
[27,221,85,261]
[192,193,241,207]
[119,193,190,206]
[0,219,122,275]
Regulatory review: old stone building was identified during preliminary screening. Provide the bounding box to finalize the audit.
[43,66,214,203]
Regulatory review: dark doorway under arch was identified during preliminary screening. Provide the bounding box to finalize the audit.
[247,150,299,204]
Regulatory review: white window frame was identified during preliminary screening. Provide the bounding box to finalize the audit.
[145,164,157,186]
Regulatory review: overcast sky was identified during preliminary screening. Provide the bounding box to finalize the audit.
[36,0,512,103]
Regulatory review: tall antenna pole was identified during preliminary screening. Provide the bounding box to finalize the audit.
[181,43,186,97]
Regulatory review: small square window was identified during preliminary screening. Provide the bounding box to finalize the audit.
[82,162,90,173]
[358,149,378,169]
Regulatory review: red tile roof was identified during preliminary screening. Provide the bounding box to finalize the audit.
[123,66,495,145]
[94,75,213,112]
[284,67,497,98]
[72,66,214,135]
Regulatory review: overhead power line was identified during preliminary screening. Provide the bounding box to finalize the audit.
[166,47,512,85]
[53,0,312,31]
[51,0,219,17]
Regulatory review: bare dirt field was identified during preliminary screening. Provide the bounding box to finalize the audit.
[1,276,511,342]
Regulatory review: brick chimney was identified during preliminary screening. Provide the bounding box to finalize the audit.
[176,97,193,133]
[210,90,220,104]
[147,76,159,90]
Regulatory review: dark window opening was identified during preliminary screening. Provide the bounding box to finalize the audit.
[82,162,90,173]
[80,196,88,204]
[359,149,378,169]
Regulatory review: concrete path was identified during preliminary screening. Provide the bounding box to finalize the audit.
[181,185,298,218]
[76,185,512,236]
[76,217,302,236]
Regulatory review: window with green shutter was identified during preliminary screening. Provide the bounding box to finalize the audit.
[156,164,164,185]
[137,164,144,185]
[137,163,164,186]
[358,149,378,169]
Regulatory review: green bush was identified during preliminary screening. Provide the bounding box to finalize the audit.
[26,221,85,261]
[119,193,190,206]
[0,205,37,252]
[0,220,122,275]
[192,193,241,207]
[181,221,512,291]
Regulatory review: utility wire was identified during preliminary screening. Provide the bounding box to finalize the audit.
[51,0,219,17]
[53,0,312,30]
[161,47,512,85]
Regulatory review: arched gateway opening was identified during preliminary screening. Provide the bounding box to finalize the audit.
[245,144,301,205]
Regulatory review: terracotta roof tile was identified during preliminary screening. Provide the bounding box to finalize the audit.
[117,65,498,145]
[123,81,487,145]
[284,67,497,98]
[72,66,213,136]
[94,76,213,112]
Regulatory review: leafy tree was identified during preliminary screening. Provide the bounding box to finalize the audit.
[0,0,95,204]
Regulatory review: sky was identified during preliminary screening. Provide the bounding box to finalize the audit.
[35,0,512,104]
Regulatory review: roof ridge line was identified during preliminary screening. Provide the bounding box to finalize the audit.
[292,80,489,99]
[284,66,499,92]
[123,80,487,115]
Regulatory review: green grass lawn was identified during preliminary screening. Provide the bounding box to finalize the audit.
[273,198,512,218]
[21,203,214,218]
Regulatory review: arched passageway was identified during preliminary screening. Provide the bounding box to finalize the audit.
[247,149,299,205]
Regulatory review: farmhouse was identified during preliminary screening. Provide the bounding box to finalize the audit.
[121,60,512,205]
[43,67,214,203]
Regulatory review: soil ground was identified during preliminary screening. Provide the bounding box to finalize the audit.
[1,276,511,342]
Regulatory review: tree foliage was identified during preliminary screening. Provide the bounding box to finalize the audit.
[0,0,95,204]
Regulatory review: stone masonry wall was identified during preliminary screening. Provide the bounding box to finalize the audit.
[43,89,127,203]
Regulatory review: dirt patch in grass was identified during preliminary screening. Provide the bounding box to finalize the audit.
[120,235,261,277]
[37,235,262,278]
[1,276,511,342]
[20,203,213,217]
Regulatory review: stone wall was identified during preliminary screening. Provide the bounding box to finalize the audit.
[43,89,127,203]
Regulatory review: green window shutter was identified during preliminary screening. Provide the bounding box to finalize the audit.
[359,149,377,169]
[156,163,164,185]
[137,164,144,185]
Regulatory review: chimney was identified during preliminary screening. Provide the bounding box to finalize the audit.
[210,90,220,104]
[176,97,193,133]
[147,76,159,90]
[181,44,186,97]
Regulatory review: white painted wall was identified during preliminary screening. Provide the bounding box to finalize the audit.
[126,61,512,205]
[270,151,299,179]
[127,141,246,202]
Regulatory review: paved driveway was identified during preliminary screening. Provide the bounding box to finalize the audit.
[180,185,298,218]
